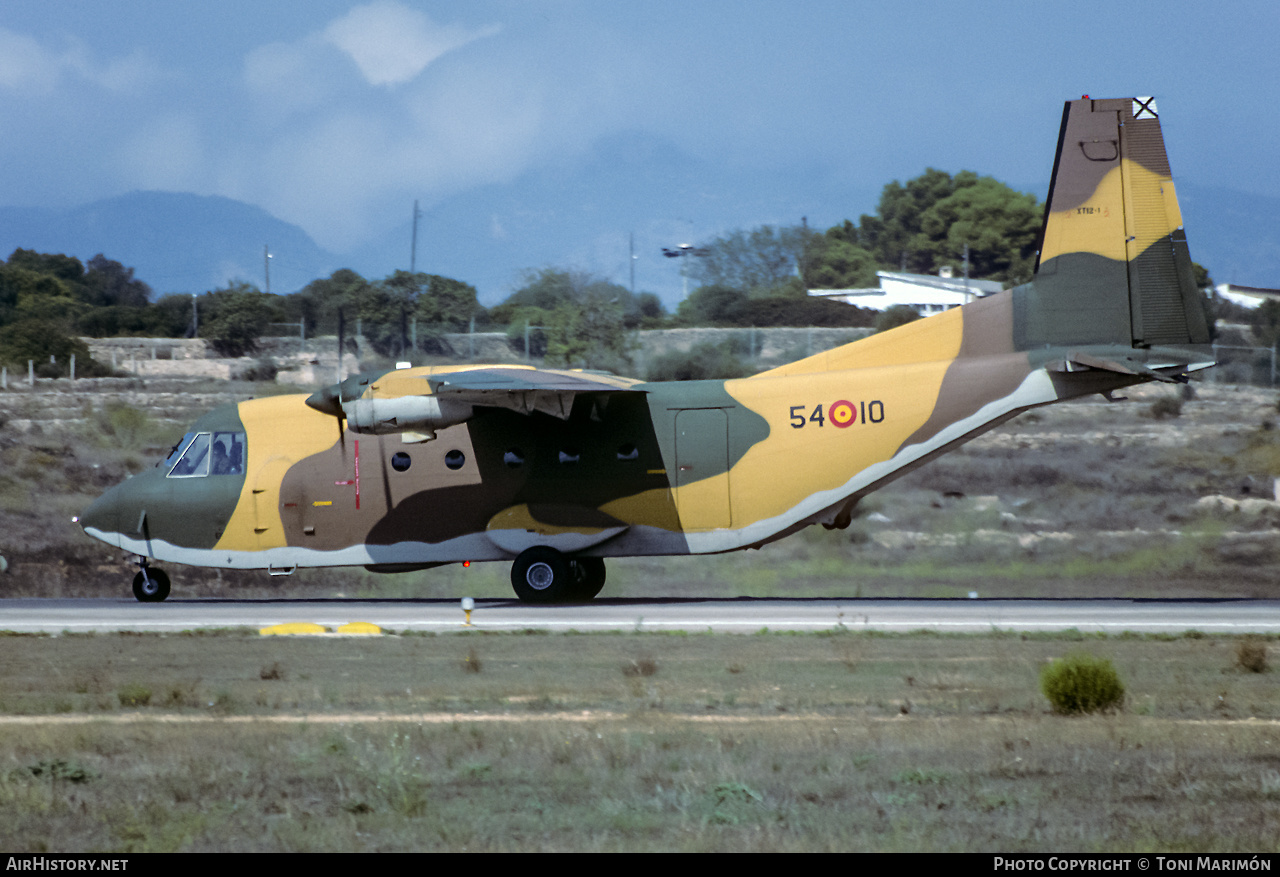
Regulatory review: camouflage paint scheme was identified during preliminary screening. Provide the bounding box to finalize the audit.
[80,97,1215,601]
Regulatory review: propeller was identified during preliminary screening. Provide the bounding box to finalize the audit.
[306,380,354,455]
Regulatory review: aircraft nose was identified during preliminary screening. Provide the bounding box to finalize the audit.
[78,481,133,548]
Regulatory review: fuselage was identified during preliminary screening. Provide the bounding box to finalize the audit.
[79,292,1170,574]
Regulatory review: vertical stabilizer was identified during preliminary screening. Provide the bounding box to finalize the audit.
[1015,97,1209,349]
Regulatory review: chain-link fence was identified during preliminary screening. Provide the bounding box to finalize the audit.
[1207,344,1279,387]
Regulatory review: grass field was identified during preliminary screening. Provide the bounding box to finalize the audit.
[3,376,1280,851]
[0,629,1277,852]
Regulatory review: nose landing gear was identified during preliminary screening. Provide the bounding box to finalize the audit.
[132,560,171,603]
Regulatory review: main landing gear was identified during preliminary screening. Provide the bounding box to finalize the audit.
[510,547,606,604]
[132,560,171,603]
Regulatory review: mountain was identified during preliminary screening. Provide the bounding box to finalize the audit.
[0,154,1274,309]
[350,132,883,307]
[0,191,339,296]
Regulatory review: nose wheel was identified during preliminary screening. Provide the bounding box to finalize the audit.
[132,566,171,602]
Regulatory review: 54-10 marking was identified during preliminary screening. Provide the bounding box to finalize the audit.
[789,400,884,429]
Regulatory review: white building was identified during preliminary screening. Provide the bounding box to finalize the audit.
[808,269,1005,314]
[1214,283,1280,310]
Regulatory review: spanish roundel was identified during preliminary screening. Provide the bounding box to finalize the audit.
[830,400,857,428]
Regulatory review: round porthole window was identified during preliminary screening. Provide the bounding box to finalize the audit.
[503,448,525,468]
[445,449,466,470]
[390,452,411,472]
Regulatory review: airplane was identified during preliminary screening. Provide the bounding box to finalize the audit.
[78,96,1214,603]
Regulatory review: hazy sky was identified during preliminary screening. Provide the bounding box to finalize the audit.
[2,0,1276,255]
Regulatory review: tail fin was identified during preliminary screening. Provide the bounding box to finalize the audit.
[1015,96,1210,349]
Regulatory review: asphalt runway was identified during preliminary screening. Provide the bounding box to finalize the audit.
[2,598,1280,635]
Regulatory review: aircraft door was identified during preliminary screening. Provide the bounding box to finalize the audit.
[674,408,731,531]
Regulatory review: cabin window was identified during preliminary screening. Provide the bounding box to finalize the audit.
[616,443,639,461]
[391,452,412,472]
[444,449,466,470]
[503,449,525,468]
[558,448,581,465]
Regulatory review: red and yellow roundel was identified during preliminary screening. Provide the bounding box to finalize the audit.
[829,400,857,428]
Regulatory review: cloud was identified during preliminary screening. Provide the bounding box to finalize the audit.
[0,28,64,93]
[323,1,499,87]
[115,114,205,191]
[0,27,160,95]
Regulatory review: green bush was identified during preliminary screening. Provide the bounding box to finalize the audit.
[645,342,751,381]
[875,305,922,333]
[90,401,154,449]
[1150,396,1183,419]
[116,683,152,708]
[1039,652,1125,714]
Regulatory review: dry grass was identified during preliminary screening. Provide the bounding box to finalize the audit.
[0,631,1279,851]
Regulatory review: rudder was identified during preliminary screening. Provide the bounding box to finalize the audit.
[1015,97,1210,350]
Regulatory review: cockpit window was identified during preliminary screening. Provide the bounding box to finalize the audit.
[211,432,245,475]
[167,431,245,478]
[169,433,211,477]
[164,433,199,469]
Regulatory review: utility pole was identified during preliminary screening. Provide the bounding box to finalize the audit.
[264,244,272,294]
[410,200,422,274]
[629,231,636,295]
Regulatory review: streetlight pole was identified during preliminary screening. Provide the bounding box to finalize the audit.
[662,243,708,298]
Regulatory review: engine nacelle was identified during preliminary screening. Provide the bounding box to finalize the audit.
[342,395,473,438]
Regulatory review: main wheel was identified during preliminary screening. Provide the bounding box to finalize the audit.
[568,557,606,600]
[510,547,573,603]
[132,568,171,603]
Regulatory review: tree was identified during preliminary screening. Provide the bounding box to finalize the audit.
[413,273,483,331]
[5,249,85,284]
[0,318,103,376]
[494,269,632,369]
[689,225,812,293]
[1251,299,1280,348]
[917,174,1040,281]
[292,269,370,337]
[815,169,1042,285]
[200,282,283,357]
[80,255,152,308]
[2,249,166,338]
[0,264,84,327]
[803,236,879,289]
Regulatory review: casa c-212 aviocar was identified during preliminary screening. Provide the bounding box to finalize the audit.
[78,96,1214,603]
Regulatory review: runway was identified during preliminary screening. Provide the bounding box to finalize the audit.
[3,597,1280,635]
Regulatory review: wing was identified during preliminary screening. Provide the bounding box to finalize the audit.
[306,365,645,438]
[425,366,643,419]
